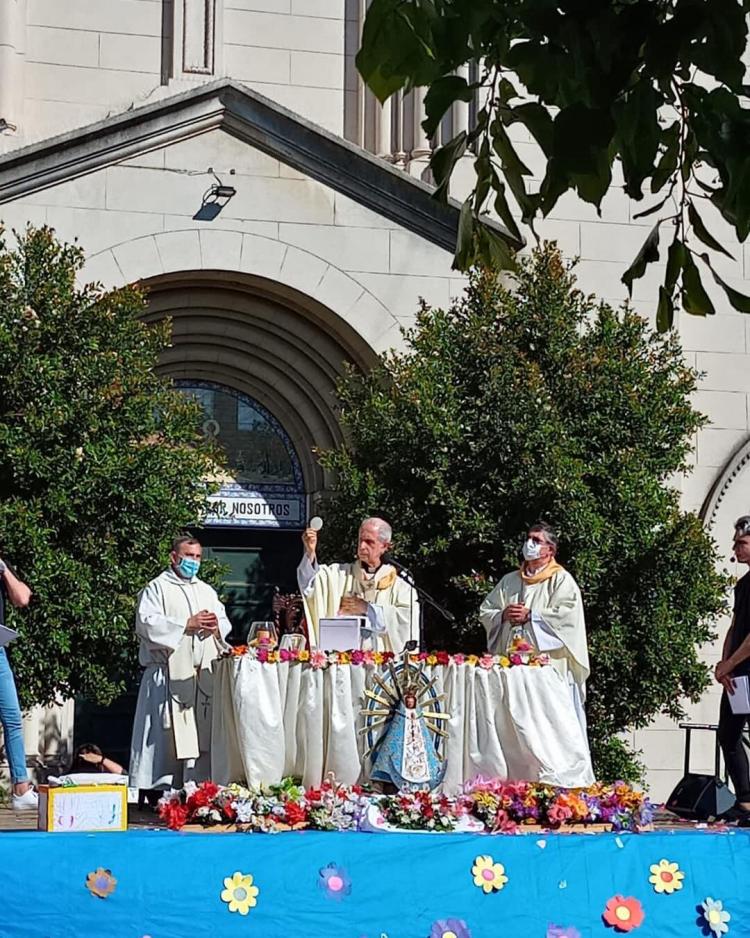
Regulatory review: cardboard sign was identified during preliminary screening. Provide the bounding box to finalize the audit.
[38,785,127,833]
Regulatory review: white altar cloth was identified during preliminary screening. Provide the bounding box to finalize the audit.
[211,659,594,793]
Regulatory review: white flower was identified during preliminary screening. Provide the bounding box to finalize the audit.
[183,780,198,798]
[702,897,731,936]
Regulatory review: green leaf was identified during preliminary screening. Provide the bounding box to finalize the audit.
[632,196,670,220]
[502,102,554,156]
[431,131,468,202]
[622,223,661,295]
[687,202,735,260]
[423,75,476,139]
[681,252,715,317]
[698,252,750,314]
[453,199,474,270]
[665,237,686,293]
[490,176,522,244]
[656,285,674,332]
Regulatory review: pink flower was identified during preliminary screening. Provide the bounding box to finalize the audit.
[310,649,328,669]
[279,648,292,662]
[362,650,376,666]
[453,653,466,665]
[256,648,269,663]
[350,650,365,665]
[479,655,495,670]
[547,803,573,827]
[515,640,532,652]
[510,653,523,666]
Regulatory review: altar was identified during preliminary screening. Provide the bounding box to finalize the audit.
[210,654,594,792]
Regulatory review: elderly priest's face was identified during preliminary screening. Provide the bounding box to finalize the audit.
[357,522,389,570]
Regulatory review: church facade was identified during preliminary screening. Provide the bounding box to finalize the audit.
[1,0,749,799]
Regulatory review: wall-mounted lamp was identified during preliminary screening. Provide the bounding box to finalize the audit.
[211,183,237,199]
[193,167,237,221]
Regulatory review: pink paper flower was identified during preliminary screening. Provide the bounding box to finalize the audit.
[453,653,466,665]
[350,649,365,665]
[479,655,495,670]
[362,650,376,666]
[256,648,269,663]
[310,649,328,669]
[510,653,523,666]
[279,648,292,662]
[318,863,351,900]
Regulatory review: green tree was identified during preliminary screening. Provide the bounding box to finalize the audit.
[357,0,750,329]
[319,245,727,780]
[0,226,220,708]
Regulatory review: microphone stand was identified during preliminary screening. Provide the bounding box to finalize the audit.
[385,556,455,652]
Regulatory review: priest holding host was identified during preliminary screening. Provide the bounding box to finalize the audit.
[480,521,590,732]
[298,516,418,652]
[129,536,232,791]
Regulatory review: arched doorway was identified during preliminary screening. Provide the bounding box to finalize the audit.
[144,269,378,638]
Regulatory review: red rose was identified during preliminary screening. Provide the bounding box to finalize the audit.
[436,651,450,666]
[285,801,308,826]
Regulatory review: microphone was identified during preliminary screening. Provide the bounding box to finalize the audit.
[309,516,323,531]
[382,551,409,572]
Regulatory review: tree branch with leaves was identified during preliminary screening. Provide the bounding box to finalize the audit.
[357,0,750,329]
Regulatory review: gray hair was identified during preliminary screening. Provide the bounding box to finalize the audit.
[360,517,392,544]
[529,521,559,554]
[735,516,750,538]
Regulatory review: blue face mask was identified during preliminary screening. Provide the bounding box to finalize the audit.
[177,557,200,579]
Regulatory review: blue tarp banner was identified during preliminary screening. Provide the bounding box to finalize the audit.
[1,828,749,938]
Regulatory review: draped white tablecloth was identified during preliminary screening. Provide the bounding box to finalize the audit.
[210,659,594,793]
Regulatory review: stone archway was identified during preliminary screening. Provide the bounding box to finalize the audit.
[701,436,750,570]
[141,269,379,499]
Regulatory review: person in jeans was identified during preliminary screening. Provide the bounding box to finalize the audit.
[716,515,750,823]
[0,555,35,810]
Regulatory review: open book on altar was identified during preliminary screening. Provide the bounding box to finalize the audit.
[318,616,365,651]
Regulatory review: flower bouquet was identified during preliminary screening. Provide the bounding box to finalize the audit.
[304,774,369,831]
[377,790,464,832]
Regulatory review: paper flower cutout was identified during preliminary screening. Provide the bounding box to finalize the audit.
[430,919,471,938]
[85,868,117,899]
[701,898,731,936]
[221,871,259,915]
[547,926,581,938]
[471,855,508,893]
[603,895,645,932]
[648,858,684,894]
[318,863,351,900]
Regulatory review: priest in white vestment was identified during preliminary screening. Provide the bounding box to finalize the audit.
[298,517,418,652]
[480,522,590,731]
[129,536,232,790]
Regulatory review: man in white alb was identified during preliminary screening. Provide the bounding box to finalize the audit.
[298,517,418,652]
[479,521,590,730]
[129,536,232,790]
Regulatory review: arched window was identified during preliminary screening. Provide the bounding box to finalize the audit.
[177,381,305,529]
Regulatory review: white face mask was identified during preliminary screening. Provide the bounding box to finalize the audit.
[522,538,543,561]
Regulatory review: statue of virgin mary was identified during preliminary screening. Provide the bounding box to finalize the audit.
[370,689,444,791]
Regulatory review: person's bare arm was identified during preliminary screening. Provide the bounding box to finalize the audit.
[0,562,31,608]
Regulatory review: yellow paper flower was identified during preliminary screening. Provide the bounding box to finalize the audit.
[298,649,310,662]
[427,654,438,666]
[472,854,508,893]
[221,871,259,915]
[498,656,511,668]
[467,655,479,666]
[649,859,684,894]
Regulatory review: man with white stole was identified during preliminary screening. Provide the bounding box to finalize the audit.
[298,517,418,652]
[479,521,590,732]
[129,536,232,790]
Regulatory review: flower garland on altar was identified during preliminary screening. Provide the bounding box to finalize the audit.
[158,776,652,833]
[226,646,551,669]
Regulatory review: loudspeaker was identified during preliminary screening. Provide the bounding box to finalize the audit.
[665,773,736,820]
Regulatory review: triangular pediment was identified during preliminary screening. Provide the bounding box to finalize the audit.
[0,79,517,254]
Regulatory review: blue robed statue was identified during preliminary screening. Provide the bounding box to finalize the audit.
[370,689,445,791]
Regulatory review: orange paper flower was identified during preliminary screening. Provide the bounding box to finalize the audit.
[86,868,117,899]
[603,895,644,932]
